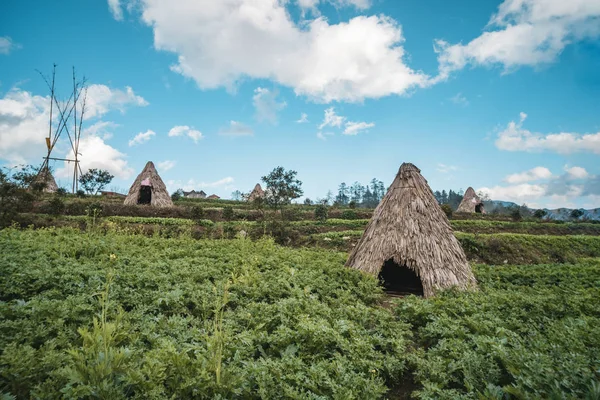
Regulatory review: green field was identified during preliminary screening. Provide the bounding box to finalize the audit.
[1,226,600,399]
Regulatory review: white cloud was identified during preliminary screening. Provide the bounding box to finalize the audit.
[434,0,600,79]
[55,134,134,180]
[84,121,119,140]
[319,107,345,129]
[478,183,547,203]
[437,163,458,174]
[168,125,204,142]
[296,113,309,123]
[167,176,235,192]
[83,84,148,119]
[0,88,52,164]
[253,87,286,124]
[343,121,374,135]
[138,0,430,102]
[504,166,553,183]
[0,85,147,167]
[478,165,600,208]
[495,112,600,154]
[297,0,371,15]
[219,121,254,137]
[108,0,123,20]
[565,165,588,179]
[450,92,468,106]
[0,36,20,55]
[128,129,156,146]
[157,160,176,171]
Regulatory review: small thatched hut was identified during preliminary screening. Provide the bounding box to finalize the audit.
[123,161,173,207]
[33,167,58,193]
[207,194,220,200]
[345,163,476,297]
[456,187,485,214]
[248,183,265,202]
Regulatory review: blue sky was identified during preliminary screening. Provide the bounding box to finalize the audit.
[1,0,599,208]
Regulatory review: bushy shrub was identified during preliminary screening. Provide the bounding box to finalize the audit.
[314,204,328,222]
[341,210,358,220]
[222,206,234,221]
[191,205,205,222]
[48,196,65,215]
[510,207,522,222]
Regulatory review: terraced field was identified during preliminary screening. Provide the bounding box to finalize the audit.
[1,202,600,398]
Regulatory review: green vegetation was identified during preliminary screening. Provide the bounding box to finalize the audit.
[396,260,600,399]
[0,228,408,399]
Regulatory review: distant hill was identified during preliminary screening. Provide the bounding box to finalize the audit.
[483,200,600,221]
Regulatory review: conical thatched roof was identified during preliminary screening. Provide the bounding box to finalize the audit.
[33,167,58,193]
[345,163,476,297]
[248,183,265,201]
[124,161,173,207]
[456,187,485,214]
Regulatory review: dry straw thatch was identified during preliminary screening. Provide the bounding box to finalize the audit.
[33,167,58,193]
[345,162,476,297]
[124,161,173,207]
[248,183,265,201]
[456,187,485,214]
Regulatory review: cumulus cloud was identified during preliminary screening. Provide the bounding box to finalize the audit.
[108,0,123,20]
[55,134,134,180]
[0,36,20,55]
[478,165,600,208]
[343,121,374,135]
[434,0,600,79]
[83,84,148,119]
[128,129,156,146]
[495,112,600,154]
[0,85,146,172]
[0,89,52,164]
[157,160,176,171]
[316,131,334,140]
[219,121,254,137]
[84,121,119,140]
[296,113,309,123]
[504,166,553,183]
[297,0,371,15]
[253,87,286,124]
[168,125,204,142]
[137,0,430,102]
[565,165,588,179]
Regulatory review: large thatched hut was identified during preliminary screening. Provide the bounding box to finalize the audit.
[345,163,476,297]
[248,183,265,202]
[456,187,485,214]
[124,161,173,207]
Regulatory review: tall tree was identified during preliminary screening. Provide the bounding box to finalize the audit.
[261,166,303,214]
[336,182,349,205]
[78,169,114,195]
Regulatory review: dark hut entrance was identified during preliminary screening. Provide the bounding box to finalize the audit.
[378,259,424,296]
[475,203,483,213]
[138,178,152,204]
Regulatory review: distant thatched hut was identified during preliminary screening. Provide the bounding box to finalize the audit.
[123,161,173,207]
[207,194,220,200]
[456,187,485,214]
[345,162,476,297]
[33,167,58,193]
[248,183,265,202]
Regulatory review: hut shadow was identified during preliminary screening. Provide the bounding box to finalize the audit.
[378,259,424,297]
